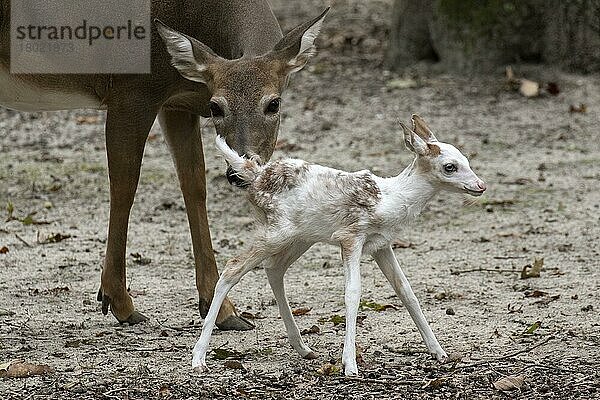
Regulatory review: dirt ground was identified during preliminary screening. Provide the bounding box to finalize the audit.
[1,1,599,399]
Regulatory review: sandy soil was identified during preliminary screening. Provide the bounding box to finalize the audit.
[1,1,599,398]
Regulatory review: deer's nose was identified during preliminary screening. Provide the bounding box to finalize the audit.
[226,166,250,188]
[476,180,487,192]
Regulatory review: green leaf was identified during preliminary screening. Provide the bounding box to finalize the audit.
[524,320,541,335]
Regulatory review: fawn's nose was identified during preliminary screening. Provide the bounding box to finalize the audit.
[226,166,250,188]
[476,180,487,192]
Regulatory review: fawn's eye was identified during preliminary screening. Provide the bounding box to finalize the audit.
[265,98,281,114]
[209,101,224,118]
[443,163,457,174]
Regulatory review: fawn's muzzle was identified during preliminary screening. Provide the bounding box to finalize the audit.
[226,166,250,188]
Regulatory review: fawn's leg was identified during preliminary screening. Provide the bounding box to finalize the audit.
[340,235,365,376]
[159,109,252,331]
[372,245,447,361]
[191,248,267,372]
[265,243,316,359]
[97,98,159,324]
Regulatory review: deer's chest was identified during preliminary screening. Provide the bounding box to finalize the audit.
[0,67,101,111]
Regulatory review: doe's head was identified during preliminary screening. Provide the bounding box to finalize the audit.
[399,115,487,197]
[155,9,329,186]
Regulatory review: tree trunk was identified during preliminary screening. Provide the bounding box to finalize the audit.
[386,0,600,73]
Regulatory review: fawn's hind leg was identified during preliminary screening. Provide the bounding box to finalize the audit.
[265,243,316,359]
[372,245,447,362]
[192,248,267,372]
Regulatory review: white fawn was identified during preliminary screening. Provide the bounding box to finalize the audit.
[193,115,486,376]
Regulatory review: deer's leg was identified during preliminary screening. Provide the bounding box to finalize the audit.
[158,109,252,331]
[97,101,159,324]
[192,248,267,372]
[372,245,447,361]
[265,243,316,359]
[340,236,365,377]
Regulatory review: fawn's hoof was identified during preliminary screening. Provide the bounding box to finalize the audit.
[192,364,209,374]
[216,314,255,331]
[303,351,318,360]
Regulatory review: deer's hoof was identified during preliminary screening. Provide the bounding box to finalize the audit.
[303,351,318,360]
[120,310,149,325]
[216,315,255,331]
[97,288,148,325]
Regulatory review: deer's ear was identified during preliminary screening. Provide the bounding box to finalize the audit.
[155,19,219,83]
[411,114,438,142]
[270,7,329,74]
[400,121,429,156]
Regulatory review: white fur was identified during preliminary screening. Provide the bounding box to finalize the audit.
[193,122,485,376]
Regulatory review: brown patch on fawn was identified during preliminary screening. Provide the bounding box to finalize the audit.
[427,143,441,156]
[411,114,437,142]
[343,172,381,211]
[254,160,309,194]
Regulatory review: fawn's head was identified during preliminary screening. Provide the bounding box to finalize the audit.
[400,115,486,196]
[156,9,329,186]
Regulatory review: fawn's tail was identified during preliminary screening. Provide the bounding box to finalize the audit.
[215,135,261,183]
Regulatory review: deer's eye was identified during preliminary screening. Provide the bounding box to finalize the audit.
[443,163,458,174]
[210,101,224,118]
[265,98,281,114]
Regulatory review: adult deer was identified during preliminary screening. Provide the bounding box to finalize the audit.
[0,0,329,329]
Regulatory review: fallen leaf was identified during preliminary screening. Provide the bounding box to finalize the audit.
[422,377,448,389]
[493,374,525,391]
[0,246,8,254]
[301,325,320,335]
[519,79,539,97]
[318,314,345,326]
[569,103,587,113]
[240,311,266,320]
[0,361,54,378]
[223,360,245,370]
[211,348,243,360]
[521,258,544,279]
[292,307,312,316]
[523,320,542,335]
[359,300,397,312]
[316,363,340,376]
[39,233,71,244]
[275,139,303,152]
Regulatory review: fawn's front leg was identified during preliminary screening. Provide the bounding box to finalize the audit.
[340,235,366,376]
[372,246,447,362]
[265,243,316,359]
[191,248,267,372]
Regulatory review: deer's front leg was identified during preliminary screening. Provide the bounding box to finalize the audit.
[158,109,253,331]
[372,246,447,362]
[340,235,365,376]
[98,100,159,324]
[192,248,267,372]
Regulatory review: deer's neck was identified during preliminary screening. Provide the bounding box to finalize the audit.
[380,159,439,222]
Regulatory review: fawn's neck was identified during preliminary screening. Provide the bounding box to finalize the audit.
[381,158,439,222]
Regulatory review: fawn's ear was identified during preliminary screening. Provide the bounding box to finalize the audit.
[400,121,429,156]
[411,114,438,142]
[155,19,221,83]
[269,7,330,74]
